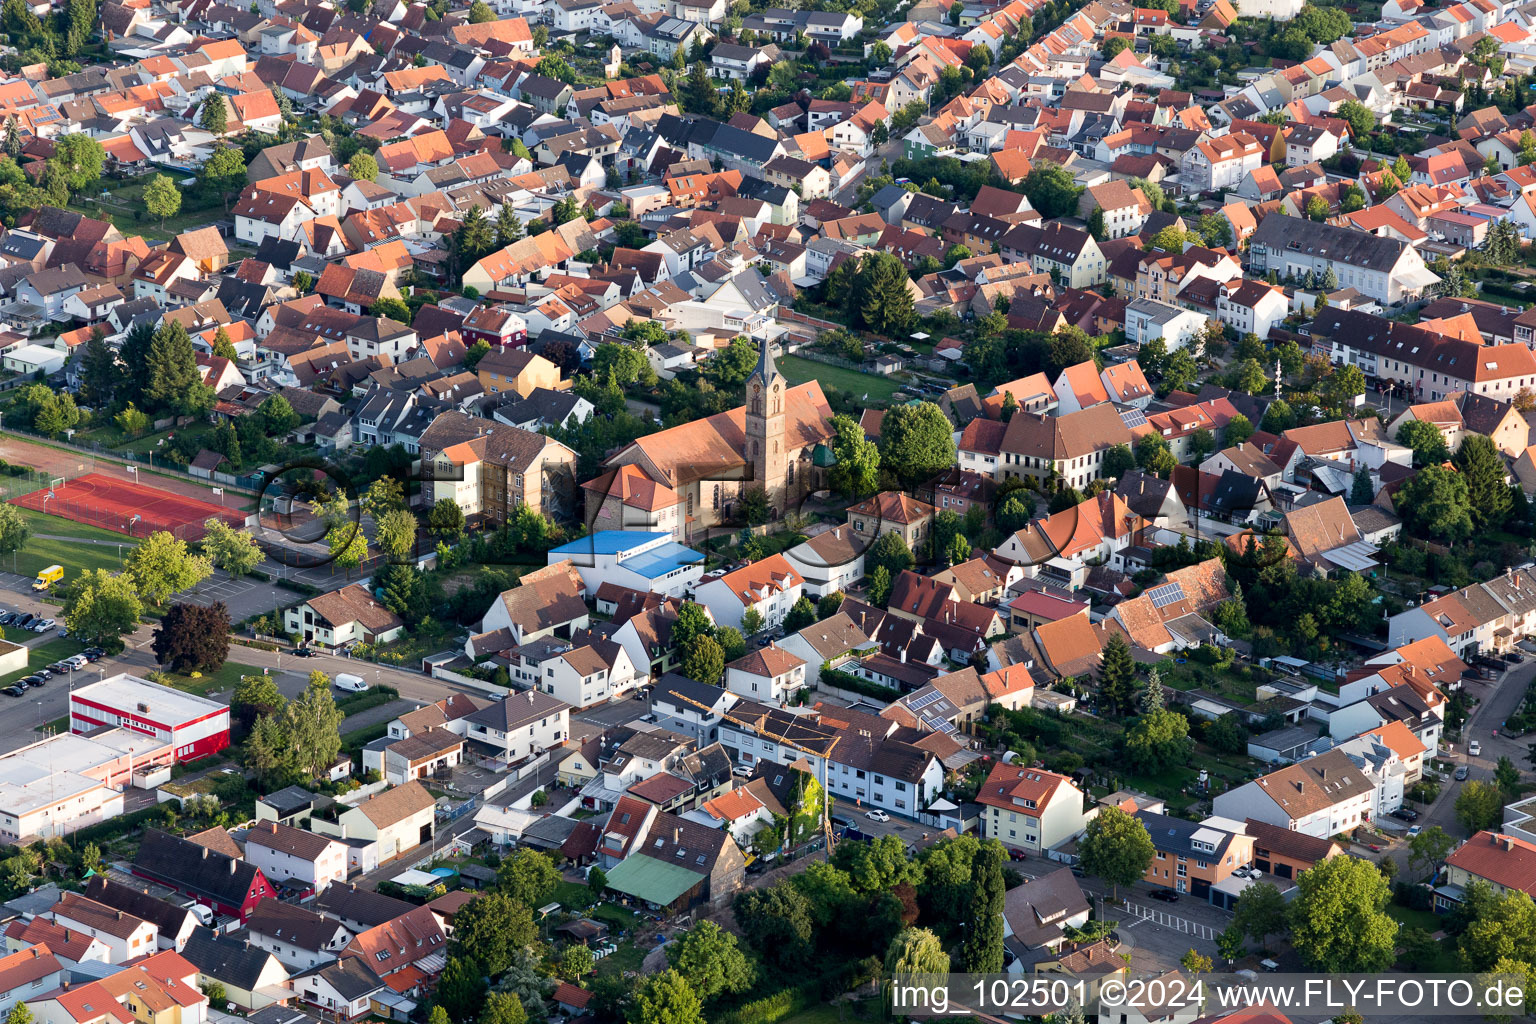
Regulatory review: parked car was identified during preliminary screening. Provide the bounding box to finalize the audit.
[1506,652,1525,664]
[13,614,34,629]
[1455,765,1471,780]
[732,764,752,777]
[82,648,103,661]
[866,810,890,823]
[1150,889,1181,903]
[292,647,315,658]
[1392,808,1419,822]
[2,686,23,697]
[31,669,50,680]
[32,619,54,633]
[1407,825,1423,838]
[333,673,369,693]
[20,676,44,688]
[46,661,72,674]
[0,612,18,626]
[1470,740,1483,757]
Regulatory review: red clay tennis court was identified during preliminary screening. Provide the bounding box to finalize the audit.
[10,473,245,540]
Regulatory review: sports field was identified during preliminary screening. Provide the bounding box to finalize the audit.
[10,473,245,540]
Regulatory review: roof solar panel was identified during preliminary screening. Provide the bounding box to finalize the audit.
[1147,582,1187,608]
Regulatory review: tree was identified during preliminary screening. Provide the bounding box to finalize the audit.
[1320,364,1366,412]
[1408,824,1455,880]
[283,679,344,779]
[1161,349,1199,393]
[1227,358,1268,396]
[885,927,949,977]
[199,146,246,209]
[151,601,231,672]
[200,519,262,578]
[1217,923,1246,962]
[198,94,227,135]
[436,957,488,1022]
[878,401,955,486]
[50,134,104,194]
[468,0,494,18]
[867,530,915,582]
[681,634,724,687]
[126,531,212,605]
[828,413,880,498]
[672,602,714,650]
[79,329,122,407]
[1022,163,1082,219]
[1287,855,1398,973]
[1350,467,1374,505]
[1102,443,1135,481]
[1457,779,1506,835]
[1458,887,1536,971]
[666,921,753,1002]
[630,970,702,1024]
[1180,949,1212,973]
[232,672,285,730]
[2,116,17,162]
[1487,219,1522,266]
[587,866,608,900]
[1393,154,1413,183]
[479,993,527,1024]
[734,883,815,971]
[1079,807,1154,898]
[143,172,182,228]
[1233,881,1288,950]
[209,326,239,361]
[783,596,816,634]
[61,568,142,653]
[1457,433,1513,529]
[143,321,212,416]
[1499,755,1522,795]
[498,848,561,908]
[1335,99,1375,138]
[32,392,79,437]
[0,505,27,557]
[868,564,892,607]
[1396,464,1472,543]
[684,60,719,117]
[292,270,314,293]
[429,498,465,540]
[450,892,537,977]
[1097,633,1137,716]
[557,945,594,982]
[960,842,1005,973]
[851,252,915,335]
[348,151,378,181]
[1123,708,1191,773]
[1135,432,1177,477]
[1397,418,1452,466]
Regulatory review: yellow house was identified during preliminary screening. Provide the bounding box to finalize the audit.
[475,347,562,398]
[97,951,208,1024]
[557,737,601,788]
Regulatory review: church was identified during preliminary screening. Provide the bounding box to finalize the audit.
[591,341,837,538]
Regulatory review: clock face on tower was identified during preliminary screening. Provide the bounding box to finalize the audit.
[752,383,761,395]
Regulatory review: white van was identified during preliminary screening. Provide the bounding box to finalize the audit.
[334,673,369,693]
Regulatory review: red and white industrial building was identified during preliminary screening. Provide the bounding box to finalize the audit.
[69,674,230,761]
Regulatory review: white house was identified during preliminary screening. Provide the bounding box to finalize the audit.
[535,639,645,710]
[47,893,157,964]
[695,554,806,632]
[723,644,807,704]
[976,762,1094,856]
[463,690,571,766]
[783,526,865,598]
[1124,296,1209,350]
[243,821,349,895]
[1212,749,1376,839]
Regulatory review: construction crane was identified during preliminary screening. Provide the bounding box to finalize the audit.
[667,690,841,856]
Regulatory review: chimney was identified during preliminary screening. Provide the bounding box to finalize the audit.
[116,910,123,920]
[201,847,209,859]
[230,859,238,874]
[673,827,680,842]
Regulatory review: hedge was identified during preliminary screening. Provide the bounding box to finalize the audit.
[819,668,900,703]
[716,959,881,1024]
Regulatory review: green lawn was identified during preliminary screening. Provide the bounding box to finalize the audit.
[550,882,640,935]
[15,507,137,544]
[11,533,134,579]
[0,636,87,693]
[114,423,217,456]
[162,661,265,697]
[594,941,646,980]
[1387,903,1444,933]
[783,998,884,1024]
[776,356,906,405]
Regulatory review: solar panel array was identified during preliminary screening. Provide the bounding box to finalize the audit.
[908,690,947,711]
[1147,581,1187,608]
[1119,408,1148,429]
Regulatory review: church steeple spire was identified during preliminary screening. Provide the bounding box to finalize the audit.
[753,337,779,383]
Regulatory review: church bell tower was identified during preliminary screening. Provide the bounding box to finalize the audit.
[745,339,787,512]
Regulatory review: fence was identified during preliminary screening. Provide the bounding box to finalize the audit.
[777,309,843,332]
[430,665,511,697]
[0,426,266,494]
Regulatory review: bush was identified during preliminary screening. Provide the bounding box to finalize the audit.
[818,667,899,702]
[1394,880,1432,911]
